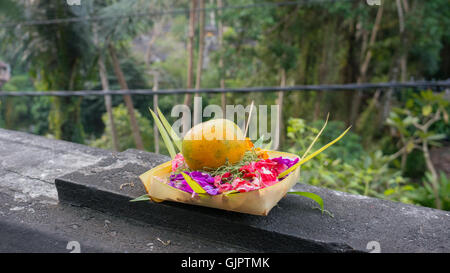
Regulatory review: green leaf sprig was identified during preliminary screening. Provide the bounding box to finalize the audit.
[149,107,182,159]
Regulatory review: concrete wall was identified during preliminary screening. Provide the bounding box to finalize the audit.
[1,128,449,253]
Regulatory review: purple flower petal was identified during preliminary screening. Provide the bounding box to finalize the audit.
[272,156,299,168]
[169,171,219,195]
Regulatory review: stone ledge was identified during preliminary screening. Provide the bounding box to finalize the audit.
[55,149,450,253]
[0,129,249,253]
[0,190,247,253]
[1,128,448,253]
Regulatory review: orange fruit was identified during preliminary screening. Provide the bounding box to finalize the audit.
[182,119,247,170]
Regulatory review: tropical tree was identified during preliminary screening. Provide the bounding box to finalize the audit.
[0,1,94,142]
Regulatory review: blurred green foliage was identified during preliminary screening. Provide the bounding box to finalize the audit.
[287,118,365,163]
[91,104,154,152]
[387,90,448,175]
[284,90,449,210]
[386,90,448,209]
[406,172,450,211]
[0,74,51,135]
[286,118,413,205]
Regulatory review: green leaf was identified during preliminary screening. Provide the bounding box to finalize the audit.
[406,141,415,153]
[253,135,265,148]
[401,185,415,191]
[289,191,324,214]
[301,113,329,160]
[130,194,151,202]
[156,107,182,152]
[426,134,446,141]
[264,139,273,150]
[223,190,239,196]
[422,105,432,116]
[279,126,351,178]
[181,172,207,194]
[149,108,177,159]
[405,99,414,109]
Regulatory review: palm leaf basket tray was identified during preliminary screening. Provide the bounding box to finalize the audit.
[133,108,349,216]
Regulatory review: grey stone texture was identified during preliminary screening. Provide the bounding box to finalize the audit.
[1,128,449,253]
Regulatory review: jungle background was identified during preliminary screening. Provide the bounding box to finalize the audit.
[0,0,449,210]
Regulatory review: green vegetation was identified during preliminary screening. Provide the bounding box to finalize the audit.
[287,117,412,204]
[0,0,449,210]
[91,104,154,151]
